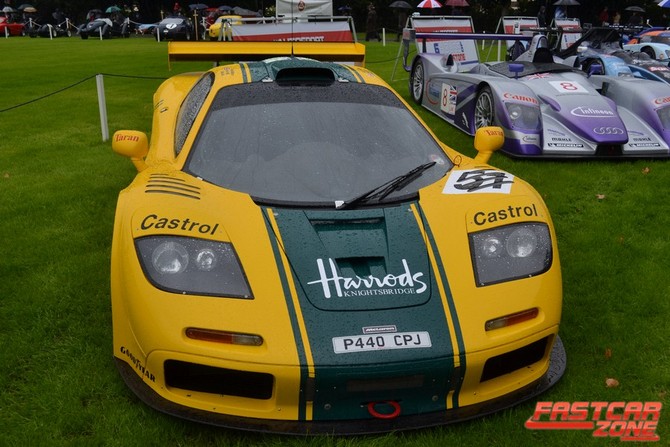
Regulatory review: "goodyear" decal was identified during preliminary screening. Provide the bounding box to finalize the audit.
[120,346,155,382]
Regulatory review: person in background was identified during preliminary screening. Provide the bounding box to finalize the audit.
[612,10,621,26]
[628,11,642,26]
[537,5,547,28]
[554,6,566,19]
[598,6,609,26]
[396,9,408,41]
[365,3,379,41]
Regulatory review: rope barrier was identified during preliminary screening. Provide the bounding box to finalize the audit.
[0,54,401,114]
[0,73,167,113]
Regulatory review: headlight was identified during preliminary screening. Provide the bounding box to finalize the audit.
[136,236,252,298]
[470,223,552,286]
[656,106,670,129]
[504,103,540,130]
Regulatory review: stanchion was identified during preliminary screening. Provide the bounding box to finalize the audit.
[96,74,110,142]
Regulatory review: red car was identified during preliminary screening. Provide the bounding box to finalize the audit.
[0,16,25,36]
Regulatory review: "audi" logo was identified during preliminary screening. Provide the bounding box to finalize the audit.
[593,127,624,135]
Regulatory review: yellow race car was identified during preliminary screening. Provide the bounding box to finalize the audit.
[110,42,565,434]
[207,14,242,41]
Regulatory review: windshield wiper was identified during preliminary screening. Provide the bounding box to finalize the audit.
[335,161,437,209]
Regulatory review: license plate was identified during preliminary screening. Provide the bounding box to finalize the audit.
[332,331,431,354]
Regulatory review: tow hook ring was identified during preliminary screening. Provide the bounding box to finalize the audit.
[367,401,401,419]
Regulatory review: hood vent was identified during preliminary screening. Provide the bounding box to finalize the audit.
[145,174,200,200]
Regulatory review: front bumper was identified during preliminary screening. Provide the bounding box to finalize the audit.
[115,336,566,435]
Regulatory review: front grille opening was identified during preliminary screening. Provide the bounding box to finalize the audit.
[480,337,548,382]
[595,145,623,156]
[164,360,273,400]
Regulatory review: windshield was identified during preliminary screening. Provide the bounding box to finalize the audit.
[185,81,452,205]
[650,36,670,45]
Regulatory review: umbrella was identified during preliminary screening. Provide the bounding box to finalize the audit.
[625,6,645,12]
[417,0,442,8]
[17,3,34,9]
[218,5,234,12]
[660,0,670,8]
[23,6,37,12]
[444,0,468,6]
[337,6,352,12]
[189,3,208,10]
[105,5,122,13]
[552,0,579,5]
[2,6,15,12]
[389,1,413,9]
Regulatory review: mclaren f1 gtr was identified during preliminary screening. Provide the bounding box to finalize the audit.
[110,41,565,434]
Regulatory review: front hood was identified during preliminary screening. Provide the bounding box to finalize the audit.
[272,207,432,311]
[531,82,627,144]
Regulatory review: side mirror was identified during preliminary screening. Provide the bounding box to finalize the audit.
[473,126,504,163]
[509,63,524,78]
[112,130,149,171]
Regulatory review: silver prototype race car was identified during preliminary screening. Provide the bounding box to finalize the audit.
[407,33,670,158]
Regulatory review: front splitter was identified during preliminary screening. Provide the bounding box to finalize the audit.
[115,335,566,435]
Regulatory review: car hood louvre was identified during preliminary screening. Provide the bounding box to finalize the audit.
[144,174,201,199]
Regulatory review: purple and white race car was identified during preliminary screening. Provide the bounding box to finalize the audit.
[407,33,670,158]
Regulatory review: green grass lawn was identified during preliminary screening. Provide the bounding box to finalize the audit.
[0,36,668,446]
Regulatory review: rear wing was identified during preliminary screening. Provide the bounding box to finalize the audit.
[168,41,366,66]
[399,16,532,73]
[169,15,364,67]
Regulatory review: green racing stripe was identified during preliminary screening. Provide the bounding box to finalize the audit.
[263,202,466,421]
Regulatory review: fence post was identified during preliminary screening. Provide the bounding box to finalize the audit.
[96,74,109,142]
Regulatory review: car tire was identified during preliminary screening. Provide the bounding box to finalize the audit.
[474,86,496,130]
[641,46,655,59]
[410,59,425,105]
